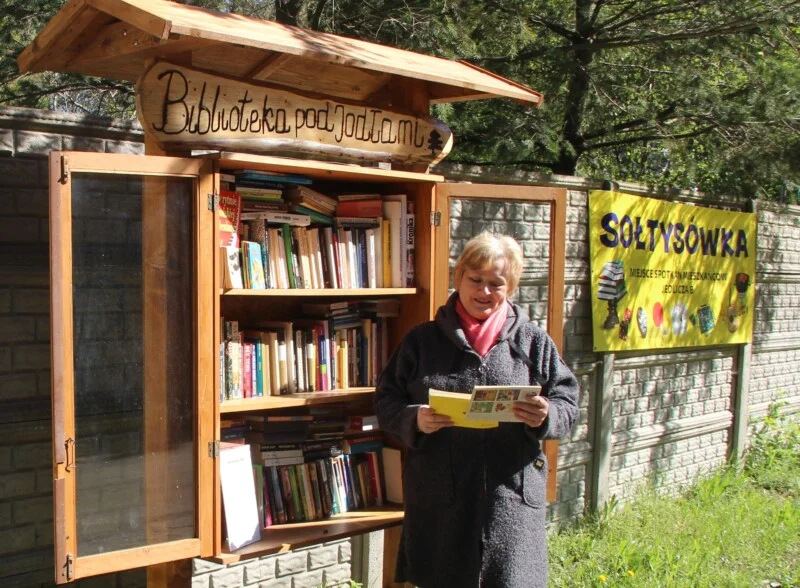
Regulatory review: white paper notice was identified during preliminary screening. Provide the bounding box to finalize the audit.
[219,444,261,551]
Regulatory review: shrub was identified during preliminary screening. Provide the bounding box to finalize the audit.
[744,401,800,497]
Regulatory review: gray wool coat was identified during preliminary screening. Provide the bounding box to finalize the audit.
[375,292,580,588]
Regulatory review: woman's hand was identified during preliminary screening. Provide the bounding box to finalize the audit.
[513,395,549,428]
[416,405,454,434]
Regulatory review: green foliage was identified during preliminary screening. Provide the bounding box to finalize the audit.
[745,402,800,497]
[549,409,800,587]
[1,0,798,199]
[550,469,799,586]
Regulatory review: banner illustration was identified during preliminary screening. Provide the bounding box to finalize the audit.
[588,191,756,352]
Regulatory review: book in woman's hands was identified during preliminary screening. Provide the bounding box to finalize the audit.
[428,385,542,429]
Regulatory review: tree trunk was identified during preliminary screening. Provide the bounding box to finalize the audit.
[554,0,598,175]
[275,0,302,25]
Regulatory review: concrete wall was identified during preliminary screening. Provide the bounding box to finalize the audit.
[439,162,800,518]
[1,105,799,587]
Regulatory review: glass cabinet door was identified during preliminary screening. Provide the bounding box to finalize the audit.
[49,152,215,583]
[433,183,568,501]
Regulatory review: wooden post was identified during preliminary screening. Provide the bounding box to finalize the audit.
[730,343,751,465]
[387,78,431,173]
[590,353,615,511]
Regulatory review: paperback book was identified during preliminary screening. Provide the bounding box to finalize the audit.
[428,385,542,428]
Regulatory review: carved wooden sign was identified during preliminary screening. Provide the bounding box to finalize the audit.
[136,61,453,166]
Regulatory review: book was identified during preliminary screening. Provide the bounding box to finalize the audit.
[365,451,383,506]
[383,194,407,287]
[322,227,338,289]
[347,415,379,432]
[244,219,271,288]
[284,185,338,214]
[428,385,542,427]
[255,321,296,394]
[219,443,261,550]
[381,199,404,288]
[288,203,333,227]
[334,215,382,228]
[253,463,267,527]
[315,460,332,517]
[234,169,313,185]
[266,466,287,524]
[365,228,377,289]
[242,240,267,289]
[224,321,242,400]
[278,465,297,522]
[295,463,314,521]
[261,447,303,460]
[237,186,284,198]
[307,461,323,519]
[381,446,404,504]
[269,227,289,289]
[406,200,415,287]
[262,454,305,467]
[242,200,289,213]
[218,189,242,247]
[293,227,313,289]
[337,193,381,201]
[242,211,311,227]
[281,225,298,289]
[336,199,383,217]
[381,218,391,288]
[222,246,243,290]
[307,229,324,289]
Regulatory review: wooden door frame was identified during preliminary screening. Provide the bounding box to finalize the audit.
[49,151,215,583]
[434,183,568,502]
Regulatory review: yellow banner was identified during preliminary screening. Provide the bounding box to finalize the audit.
[588,191,756,352]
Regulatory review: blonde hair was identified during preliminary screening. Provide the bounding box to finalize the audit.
[453,232,523,295]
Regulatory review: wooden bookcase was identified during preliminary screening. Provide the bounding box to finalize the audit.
[24,1,558,583]
[48,149,567,583]
[208,153,442,563]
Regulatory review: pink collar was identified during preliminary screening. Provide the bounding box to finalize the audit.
[455,298,509,358]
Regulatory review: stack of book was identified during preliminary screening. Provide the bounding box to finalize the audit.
[219,171,414,291]
[284,185,337,225]
[245,408,390,528]
[220,305,397,399]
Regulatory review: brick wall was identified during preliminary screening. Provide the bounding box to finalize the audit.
[0,107,147,587]
[190,540,352,588]
[441,162,800,517]
[750,200,800,419]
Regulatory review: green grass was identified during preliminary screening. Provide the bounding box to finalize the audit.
[549,405,800,588]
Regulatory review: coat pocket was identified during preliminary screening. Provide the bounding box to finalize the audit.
[522,451,547,509]
[403,436,455,506]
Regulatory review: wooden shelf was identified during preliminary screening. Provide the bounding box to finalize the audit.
[221,288,417,297]
[212,152,444,183]
[220,388,376,413]
[212,505,405,564]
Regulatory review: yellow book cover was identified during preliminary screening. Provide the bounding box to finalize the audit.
[429,385,542,428]
[382,218,391,288]
[428,389,497,429]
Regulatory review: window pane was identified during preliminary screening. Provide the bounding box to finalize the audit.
[449,198,552,330]
[71,173,196,556]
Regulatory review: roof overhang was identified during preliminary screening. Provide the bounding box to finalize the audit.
[18,0,543,108]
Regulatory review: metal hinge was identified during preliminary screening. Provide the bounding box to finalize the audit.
[207,193,219,212]
[65,553,74,582]
[208,440,220,458]
[59,155,70,184]
[65,437,75,473]
[430,211,441,227]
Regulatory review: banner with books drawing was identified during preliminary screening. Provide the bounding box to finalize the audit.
[588,191,756,352]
